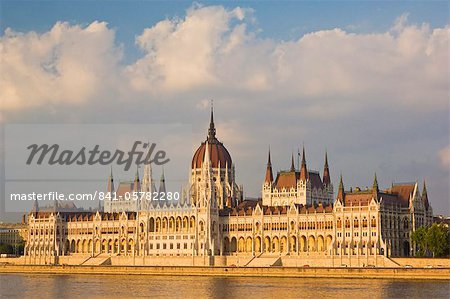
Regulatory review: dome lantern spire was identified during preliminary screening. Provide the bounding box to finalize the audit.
[207,100,216,142]
[192,105,232,170]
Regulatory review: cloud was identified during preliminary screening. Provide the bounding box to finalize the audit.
[439,146,450,170]
[0,5,449,214]
[126,5,255,93]
[1,5,448,113]
[123,6,448,112]
[1,21,123,110]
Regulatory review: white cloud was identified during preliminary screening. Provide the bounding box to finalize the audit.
[1,5,448,112]
[391,13,410,34]
[123,6,448,111]
[0,5,449,213]
[439,146,450,170]
[1,21,123,110]
[127,6,253,93]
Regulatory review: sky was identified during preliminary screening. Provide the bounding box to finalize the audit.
[0,1,449,221]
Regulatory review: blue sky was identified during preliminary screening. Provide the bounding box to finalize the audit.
[0,1,449,221]
[1,1,448,63]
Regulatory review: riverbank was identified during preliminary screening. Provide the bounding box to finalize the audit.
[1,264,449,280]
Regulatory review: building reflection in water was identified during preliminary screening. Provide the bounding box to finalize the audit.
[1,274,449,299]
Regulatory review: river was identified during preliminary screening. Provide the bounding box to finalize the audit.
[1,274,449,298]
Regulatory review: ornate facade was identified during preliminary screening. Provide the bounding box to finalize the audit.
[262,148,334,207]
[24,109,433,265]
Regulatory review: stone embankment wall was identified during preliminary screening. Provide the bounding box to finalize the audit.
[1,264,449,280]
[2,255,449,269]
[392,258,450,267]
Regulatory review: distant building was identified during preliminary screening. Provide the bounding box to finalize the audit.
[0,226,27,254]
[433,215,450,229]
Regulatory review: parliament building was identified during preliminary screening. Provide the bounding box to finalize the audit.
[24,109,434,266]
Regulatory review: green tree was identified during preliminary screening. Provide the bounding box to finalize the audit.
[17,243,25,255]
[411,226,428,257]
[0,243,14,254]
[426,223,449,257]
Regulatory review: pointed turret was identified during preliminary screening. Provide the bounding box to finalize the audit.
[159,169,166,195]
[53,196,59,212]
[372,173,378,190]
[133,167,140,192]
[422,180,429,210]
[323,151,331,185]
[265,149,274,183]
[105,166,115,211]
[300,146,308,181]
[290,152,295,172]
[207,101,216,142]
[142,162,152,192]
[337,174,345,202]
[141,162,153,210]
[32,198,39,215]
[107,166,115,193]
[372,172,379,199]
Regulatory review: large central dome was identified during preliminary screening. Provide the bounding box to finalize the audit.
[191,108,232,169]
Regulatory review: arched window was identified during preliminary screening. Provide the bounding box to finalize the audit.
[403,218,409,230]
[149,218,155,232]
[371,216,376,228]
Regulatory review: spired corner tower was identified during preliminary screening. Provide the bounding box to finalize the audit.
[262,147,334,206]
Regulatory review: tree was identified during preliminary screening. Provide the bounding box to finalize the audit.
[0,243,14,254]
[426,223,449,258]
[17,243,25,255]
[411,226,428,257]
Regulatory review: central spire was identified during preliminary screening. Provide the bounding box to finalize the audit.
[207,100,216,142]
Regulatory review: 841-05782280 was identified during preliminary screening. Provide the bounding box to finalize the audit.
[98,191,180,202]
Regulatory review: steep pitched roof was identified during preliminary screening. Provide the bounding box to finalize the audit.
[388,183,415,207]
[274,171,299,189]
[308,171,323,189]
[116,181,134,199]
[344,192,373,206]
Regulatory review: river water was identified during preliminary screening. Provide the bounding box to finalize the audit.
[1,274,449,298]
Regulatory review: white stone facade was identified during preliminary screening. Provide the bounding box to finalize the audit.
[23,110,434,265]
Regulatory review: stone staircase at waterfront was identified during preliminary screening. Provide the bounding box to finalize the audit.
[245,254,283,267]
[383,256,401,267]
[80,254,111,266]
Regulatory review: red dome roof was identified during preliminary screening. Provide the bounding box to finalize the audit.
[191,107,232,169]
[192,140,232,169]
